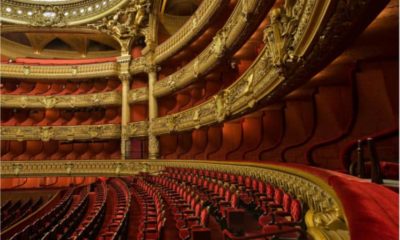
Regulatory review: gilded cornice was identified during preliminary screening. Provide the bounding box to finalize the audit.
[0,159,349,239]
[153,0,267,97]
[1,92,121,108]
[153,0,224,63]
[1,124,121,141]
[0,61,118,79]
[0,0,130,26]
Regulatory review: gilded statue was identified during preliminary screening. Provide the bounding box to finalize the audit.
[88,0,151,39]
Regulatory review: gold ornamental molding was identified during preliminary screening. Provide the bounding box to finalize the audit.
[153,0,225,63]
[152,0,270,97]
[1,124,121,141]
[0,0,130,26]
[150,0,385,136]
[1,92,121,108]
[127,121,149,137]
[0,159,350,239]
[129,87,148,103]
[0,61,118,79]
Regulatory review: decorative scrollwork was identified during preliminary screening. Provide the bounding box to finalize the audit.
[88,0,151,40]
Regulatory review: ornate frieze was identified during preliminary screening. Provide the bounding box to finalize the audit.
[1,92,121,108]
[1,62,118,79]
[1,124,121,141]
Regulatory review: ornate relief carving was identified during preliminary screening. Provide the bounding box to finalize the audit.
[214,90,230,122]
[1,125,121,141]
[31,6,66,27]
[1,92,121,109]
[263,0,306,70]
[88,0,151,40]
[127,121,149,137]
[211,29,228,58]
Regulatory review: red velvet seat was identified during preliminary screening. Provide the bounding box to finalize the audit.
[74,81,94,94]
[49,142,73,160]
[43,83,63,95]
[31,141,58,160]
[58,82,78,95]
[10,82,34,95]
[27,82,49,95]
[14,140,43,160]
[178,207,210,240]
[1,141,25,161]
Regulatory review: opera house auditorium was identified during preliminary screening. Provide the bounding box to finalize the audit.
[0,0,398,239]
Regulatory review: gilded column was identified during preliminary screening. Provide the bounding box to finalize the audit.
[117,55,132,160]
[147,64,159,159]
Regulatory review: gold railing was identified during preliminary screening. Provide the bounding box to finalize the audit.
[1,121,149,140]
[1,92,121,108]
[0,159,350,239]
[153,0,266,97]
[0,61,118,79]
[150,0,371,136]
[154,0,224,63]
[1,124,121,141]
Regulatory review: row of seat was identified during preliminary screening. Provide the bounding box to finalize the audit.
[1,79,121,96]
[1,140,121,161]
[96,178,131,240]
[70,181,108,240]
[10,188,75,240]
[1,108,121,126]
[148,175,213,240]
[42,185,90,240]
[132,178,166,240]
[1,198,44,231]
[164,167,306,239]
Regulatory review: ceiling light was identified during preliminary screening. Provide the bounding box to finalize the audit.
[88,6,93,12]
[5,7,12,12]
[64,12,69,16]
[17,10,22,14]
[27,11,33,16]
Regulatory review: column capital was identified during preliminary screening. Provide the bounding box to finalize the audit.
[118,73,131,83]
[144,63,160,74]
